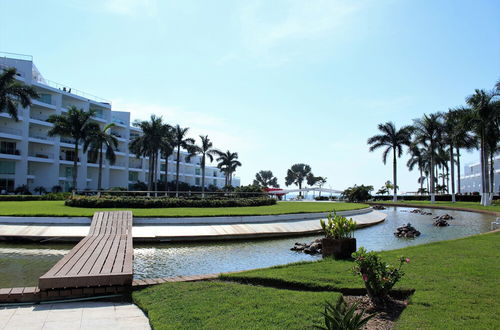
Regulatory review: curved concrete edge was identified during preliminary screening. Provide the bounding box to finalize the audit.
[0,210,387,242]
[367,202,500,217]
[0,207,372,225]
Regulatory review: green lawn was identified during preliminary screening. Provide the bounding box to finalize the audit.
[0,201,367,217]
[373,200,500,213]
[133,232,499,329]
[133,281,341,330]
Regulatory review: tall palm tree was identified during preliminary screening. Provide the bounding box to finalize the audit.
[172,125,195,196]
[451,107,477,194]
[0,67,38,121]
[412,114,443,203]
[215,150,242,187]
[129,115,167,191]
[253,170,279,188]
[407,145,426,195]
[466,89,499,205]
[48,107,98,191]
[367,122,413,202]
[190,135,218,197]
[160,125,174,194]
[284,163,313,197]
[83,123,118,190]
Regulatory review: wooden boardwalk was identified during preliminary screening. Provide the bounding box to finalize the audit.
[38,211,133,290]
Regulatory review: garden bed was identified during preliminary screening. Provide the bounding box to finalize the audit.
[64,195,276,208]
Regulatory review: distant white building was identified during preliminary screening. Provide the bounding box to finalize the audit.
[460,153,500,194]
[0,52,240,192]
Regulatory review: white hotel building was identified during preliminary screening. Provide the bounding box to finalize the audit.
[0,53,239,192]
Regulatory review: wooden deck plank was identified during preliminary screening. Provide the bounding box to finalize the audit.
[39,211,133,290]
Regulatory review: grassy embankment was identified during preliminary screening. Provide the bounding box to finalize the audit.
[0,201,367,217]
[373,200,500,213]
[133,231,500,329]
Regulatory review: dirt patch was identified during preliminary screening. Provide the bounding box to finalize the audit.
[343,295,409,330]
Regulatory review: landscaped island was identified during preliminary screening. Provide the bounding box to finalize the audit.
[0,201,368,217]
[371,200,500,213]
[133,231,500,329]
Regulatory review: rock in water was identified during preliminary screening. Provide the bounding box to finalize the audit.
[394,223,421,238]
[291,240,322,254]
[433,219,449,227]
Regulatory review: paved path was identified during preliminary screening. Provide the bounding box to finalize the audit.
[0,210,386,241]
[0,301,150,330]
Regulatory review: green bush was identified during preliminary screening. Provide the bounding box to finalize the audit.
[320,211,356,239]
[316,297,375,330]
[342,185,373,202]
[352,247,409,306]
[0,193,70,201]
[65,196,277,208]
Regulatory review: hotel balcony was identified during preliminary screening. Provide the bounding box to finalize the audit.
[0,127,23,140]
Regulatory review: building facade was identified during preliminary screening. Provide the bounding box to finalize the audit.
[0,53,239,193]
[460,154,500,194]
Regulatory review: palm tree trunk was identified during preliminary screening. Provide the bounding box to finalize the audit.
[419,167,423,195]
[480,132,491,206]
[430,147,435,203]
[298,181,302,197]
[153,152,158,196]
[164,155,169,196]
[98,144,103,190]
[490,152,495,199]
[450,144,455,202]
[73,140,79,193]
[147,155,153,192]
[201,155,206,198]
[392,148,397,202]
[456,147,461,194]
[175,146,180,197]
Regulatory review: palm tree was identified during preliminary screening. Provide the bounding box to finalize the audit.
[160,125,174,194]
[129,115,167,192]
[48,107,98,191]
[412,114,443,203]
[172,125,195,196]
[84,123,118,190]
[253,170,279,188]
[215,150,242,187]
[0,67,38,121]
[190,135,218,197]
[367,122,413,202]
[466,89,499,205]
[407,145,426,195]
[284,163,313,197]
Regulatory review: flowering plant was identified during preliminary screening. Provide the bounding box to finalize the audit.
[320,211,356,239]
[352,247,410,306]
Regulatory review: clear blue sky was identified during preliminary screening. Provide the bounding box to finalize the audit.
[1,0,499,191]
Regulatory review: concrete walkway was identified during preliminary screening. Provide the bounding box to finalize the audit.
[0,210,386,241]
[0,301,150,330]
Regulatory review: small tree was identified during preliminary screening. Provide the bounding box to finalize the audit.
[341,185,373,202]
[253,170,279,188]
[285,163,313,197]
[34,186,47,195]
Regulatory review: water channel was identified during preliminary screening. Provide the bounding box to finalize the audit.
[0,207,495,287]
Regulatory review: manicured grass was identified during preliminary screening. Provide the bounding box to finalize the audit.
[223,232,500,329]
[0,201,367,217]
[374,200,500,213]
[133,281,341,329]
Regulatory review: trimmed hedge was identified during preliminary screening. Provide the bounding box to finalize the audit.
[0,193,70,201]
[65,196,277,208]
[373,194,499,202]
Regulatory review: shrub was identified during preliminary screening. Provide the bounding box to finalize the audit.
[65,196,277,208]
[51,185,63,193]
[315,196,329,201]
[0,193,70,201]
[320,211,356,239]
[34,186,47,195]
[352,247,409,306]
[316,297,375,330]
[233,184,265,198]
[342,185,373,202]
[14,185,31,195]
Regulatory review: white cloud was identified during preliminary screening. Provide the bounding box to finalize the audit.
[220,0,367,65]
[112,100,263,167]
[103,0,157,16]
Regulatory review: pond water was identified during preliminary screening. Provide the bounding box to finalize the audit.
[0,207,495,287]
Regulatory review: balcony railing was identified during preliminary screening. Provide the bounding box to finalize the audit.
[0,127,22,136]
[112,117,127,126]
[35,78,111,105]
[29,133,55,142]
[60,137,77,145]
[111,161,126,168]
[0,149,20,156]
[30,113,51,122]
[28,151,54,159]
[129,162,142,169]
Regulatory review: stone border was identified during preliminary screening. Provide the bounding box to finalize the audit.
[0,208,371,225]
[367,202,500,217]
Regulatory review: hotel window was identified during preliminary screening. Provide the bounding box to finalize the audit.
[37,93,52,104]
[195,168,201,175]
[0,179,14,192]
[213,179,217,185]
[195,178,200,185]
[129,172,139,182]
[0,141,16,155]
[0,161,15,174]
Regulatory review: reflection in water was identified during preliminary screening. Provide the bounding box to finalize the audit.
[0,207,494,287]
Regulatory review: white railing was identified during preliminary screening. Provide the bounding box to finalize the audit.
[0,127,22,136]
[30,113,50,121]
[34,78,111,105]
[28,151,54,159]
[29,133,55,141]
